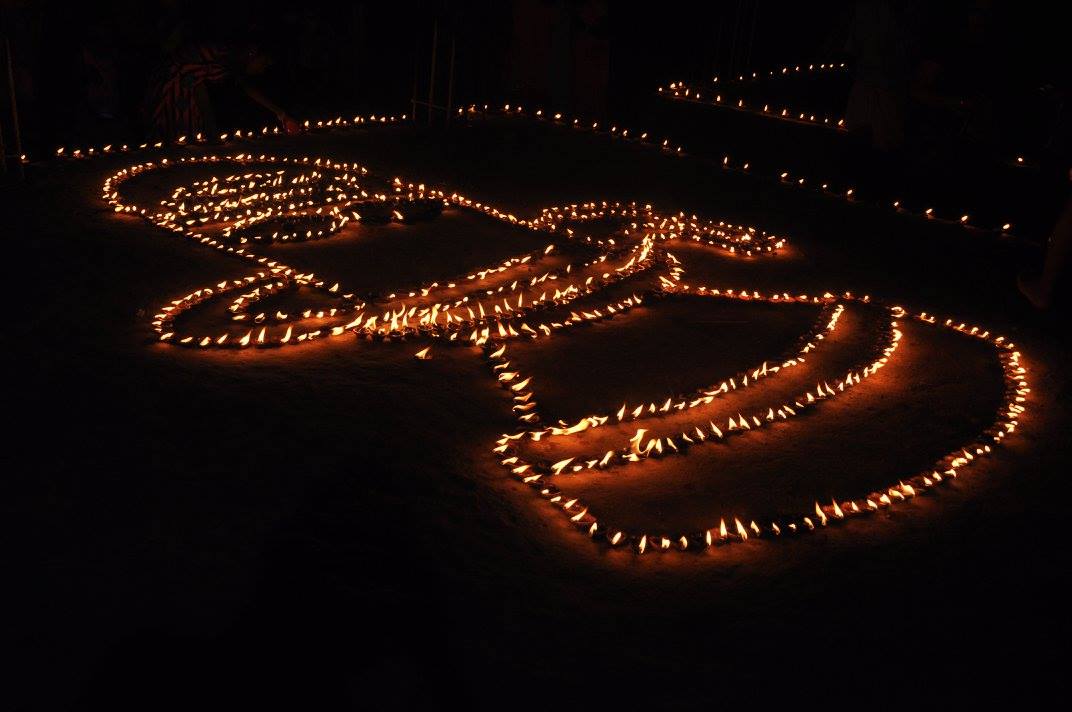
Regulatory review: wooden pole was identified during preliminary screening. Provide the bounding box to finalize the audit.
[5,38,21,163]
[1,38,8,173]
[1,107,7,174]
[445,35,455,127]
[728,0,744,79]
[411,13,419,124]
[745,1,760,72]
[427,20,438,126]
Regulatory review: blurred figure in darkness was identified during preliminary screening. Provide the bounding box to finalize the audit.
[509,0,609,118]
[843,0,913,152]
[1017,60,1071,310]
[81,32,120,122]
[1019,172,1072,310]
[144,43,299,140]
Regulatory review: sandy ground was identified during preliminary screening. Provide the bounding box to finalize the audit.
[13,118,1070,709]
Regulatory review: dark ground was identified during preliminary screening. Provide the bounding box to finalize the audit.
[12,116,1071,709]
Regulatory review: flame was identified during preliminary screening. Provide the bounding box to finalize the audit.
[734,518,748,540]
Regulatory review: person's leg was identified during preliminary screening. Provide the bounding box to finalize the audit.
[1019,191,1072,309]
[190,81,217,138]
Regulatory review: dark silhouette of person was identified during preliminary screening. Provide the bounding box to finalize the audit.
[1019,170,1072,309]
[145,43,299,140]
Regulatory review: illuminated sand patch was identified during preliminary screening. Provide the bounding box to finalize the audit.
[531,316,1004,534]
[512,300,883,463]
[490,291,1025,552]
[499,297,827,425]
[261,209,565,298]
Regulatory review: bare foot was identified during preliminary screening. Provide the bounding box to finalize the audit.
[1017,272,1052,309]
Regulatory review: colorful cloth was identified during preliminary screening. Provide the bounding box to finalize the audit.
[147,45,234,140]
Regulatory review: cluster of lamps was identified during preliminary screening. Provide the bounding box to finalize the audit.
[103,155,779,351]
[38,86,1027,240]
[487,236,1028,553]
[91,117,1029,554]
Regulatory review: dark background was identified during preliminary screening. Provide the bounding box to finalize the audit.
[7,2,1071,710]
[2,1,1067,152]
[4,1,1069,237]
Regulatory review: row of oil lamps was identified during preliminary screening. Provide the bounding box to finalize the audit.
[654,61,1036,236]
[39,74,1028,241]
[463,103,1024,240]
[660,61,851,131]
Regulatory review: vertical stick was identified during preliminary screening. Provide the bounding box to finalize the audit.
[0,107,7,173]
[1,38,8,173]
[713,15,724,78]
[745,0,760,72]
[728,0,743,78]
[427,20,438,126]
[4,38,21,162]
[411,18,419,124]
[446,35,455,127]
